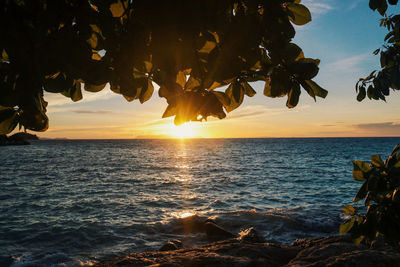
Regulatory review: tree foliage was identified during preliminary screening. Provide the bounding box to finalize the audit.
[0,0,327,134]
[341,145,400,246]
[356,0,400,102]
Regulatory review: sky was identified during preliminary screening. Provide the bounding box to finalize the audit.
[38,0,400,139]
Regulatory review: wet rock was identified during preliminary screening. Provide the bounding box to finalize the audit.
[288,236,400,266]
[97,239,299,267]
[97,236,400,267]
[204,222,236,240]
[159,240,183,251]
[237,227,265,243]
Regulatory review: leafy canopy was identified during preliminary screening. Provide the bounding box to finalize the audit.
[341,145,400,246]
[356,0,400,102]
[0,0,327,134]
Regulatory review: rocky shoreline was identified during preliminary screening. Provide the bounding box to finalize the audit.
[96,235,400,267]
[95,216,400,266]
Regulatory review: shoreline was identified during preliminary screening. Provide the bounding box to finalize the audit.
[95,235,400,266]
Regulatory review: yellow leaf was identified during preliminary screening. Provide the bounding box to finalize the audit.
[109,0,126,17]
[91,53,102,61]
[87,33,98,49]
[1,49,9,62]
[198,41,216,54]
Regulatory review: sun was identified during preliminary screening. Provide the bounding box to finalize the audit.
[169,123,196,139]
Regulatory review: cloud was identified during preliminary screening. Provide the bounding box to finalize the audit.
[71,110,113,114]
[44,84,115,107]
[324,53,371,74]
[320,124,336,127]
[347,0,362,10]
[353,122,400,136]
[302,0,334,15]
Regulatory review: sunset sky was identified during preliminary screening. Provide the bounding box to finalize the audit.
[39,0,400,139]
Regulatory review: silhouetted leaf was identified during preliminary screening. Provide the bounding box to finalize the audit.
[139,79,154,103]
[353,160,370,181]
[85,83,107,92]
[176,71,186,88]
[213,91,231,109]
[241,81,256,97]
[340,217,355,235]
[0,107,18,134]
[109,0,126,17]
[354,182,368,202]
[371,154,384,167]
[304,80,328,98]
[287,3,312,25]
[162,104,177,118]
[286,82,301,108]
[357,86,366,102]
[342,205,356,216]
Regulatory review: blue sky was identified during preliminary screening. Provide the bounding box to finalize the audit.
[40,0,400,139]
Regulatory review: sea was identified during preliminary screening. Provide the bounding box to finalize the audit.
[0,137,399,266]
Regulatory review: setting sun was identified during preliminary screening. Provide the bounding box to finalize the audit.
[169,123,196,139]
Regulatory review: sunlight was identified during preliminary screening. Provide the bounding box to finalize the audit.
[169,123,196,139]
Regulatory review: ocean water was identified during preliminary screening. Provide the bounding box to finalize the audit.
[0,137,399,266]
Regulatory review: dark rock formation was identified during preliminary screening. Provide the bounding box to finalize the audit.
[159,240,183,251]
[97,239,299,267]
[0,132,39,146]
[96,236,400,267]
[237,227,265,243]
[204,222,236,240]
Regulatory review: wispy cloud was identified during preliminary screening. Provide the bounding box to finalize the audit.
[347,0,363,11]
[44,84,115,107]
[353,121,400,136]
[71,110,113,114]
[302,0,334,15]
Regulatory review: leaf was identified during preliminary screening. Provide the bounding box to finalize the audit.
[139,79,154,103]
[354,181,368,202]
[340,217,356,235]
[225,82,244,112]
[342,205,356,216]
[377,0,388,15]
[241,81,256,97]
[287,3,312,26]
[185,76,201,91]
[353,235,365,245]
[162,104,177,118]
[87,33,98,49]
[304,80,328,98]
[92,53,102,61]
[286,83,301,108]
[213,91,231,109]
[232,81,242,103]
[1,49,9,62]
[352,160,370,181]
[0,108,18,134]
[371,154,384,167]
[198,41,216,54]
[357,86,366,102]
[71,81,83,102]
[109,0,126,17]
[176,71,186,88]
[84,83,107,92]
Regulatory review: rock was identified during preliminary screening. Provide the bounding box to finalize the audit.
[96,239,299,267]
[237,227,265,243]
[288,236,400,267]
[159,240,183,251]
[0,132,38,146]
[204,222,236,240]
[96,236,400,267]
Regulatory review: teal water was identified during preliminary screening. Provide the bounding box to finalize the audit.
[0,138,399,266]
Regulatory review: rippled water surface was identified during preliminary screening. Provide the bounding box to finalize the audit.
[0,138,399,266]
